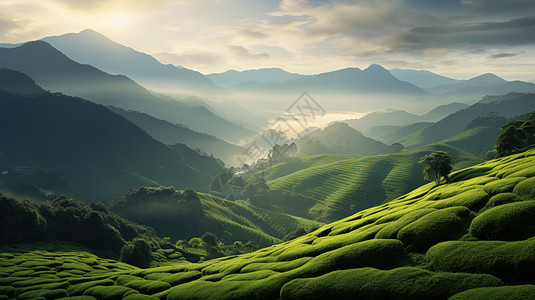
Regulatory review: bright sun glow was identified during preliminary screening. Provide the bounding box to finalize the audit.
[110,17,124,27]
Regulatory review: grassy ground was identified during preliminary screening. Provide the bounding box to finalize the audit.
[2,148,535,299]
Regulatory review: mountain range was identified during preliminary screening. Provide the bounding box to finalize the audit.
[231,64,427,95]
[0,70,224,201]
[389,68,460,89]
[0,41,254,142]
[398,93,535,148]
[207,68,304,88]
[345,102,469,132]
[429,73,535,100]
[42,29,223,95]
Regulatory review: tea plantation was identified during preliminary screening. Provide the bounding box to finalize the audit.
[2,149,535,299]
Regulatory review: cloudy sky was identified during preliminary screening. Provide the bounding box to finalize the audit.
[1,0,535,80]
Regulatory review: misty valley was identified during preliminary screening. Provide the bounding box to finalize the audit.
[2,7,535,300]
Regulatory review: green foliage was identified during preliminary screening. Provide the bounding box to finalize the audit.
[83,285,137,300]
[124,279,171,294]
[483,177,526,195]
[427,239,535,284]
[397,206,470,251]
[485,193,520,208]
[470,201,535,240]
[120,238,153,268]
[495,112,535,157]
[450,285,535,300]
[390,142,405,153]
[3,149,535,299]
[419,151,453,184]
[464,113,507,131]
[513,177,535,198]
[280,267,502,300]
[266,143,482,222]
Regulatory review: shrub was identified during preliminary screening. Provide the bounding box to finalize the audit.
[470,201,535,240]
[483,177,526,195]
[450,285,535,300]
[120,238,153,268]
[485,193,519,208]
[427,239,535,284]
[513,177,535,198]
[280,267,502,300]
[397,206,470,251]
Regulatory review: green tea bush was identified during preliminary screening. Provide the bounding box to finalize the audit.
[397,206,470,251]
[483,177,526,195]
[427,239,535,284]
[450,285,535,300]
[470,201,535,240]
[485,193,520,208]
[280,267,502,300]
[513,177,535,198]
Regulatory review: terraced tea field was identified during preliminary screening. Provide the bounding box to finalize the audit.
[197,193,324,246]
[266,142,484,221]
[3,149,535,299]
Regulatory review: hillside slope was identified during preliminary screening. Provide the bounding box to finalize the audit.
[0,91,219,201]
[108,106,244,165]
[110,186,323,248]
[0,69,45,96]
[4,149,535,299]
[263,143,483,222]
[399,93,535,148]
[299,122,390,156]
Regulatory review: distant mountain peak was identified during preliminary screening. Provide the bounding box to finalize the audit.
[365,64,388,71]
[466,73,507,85]
[363,64,393,77]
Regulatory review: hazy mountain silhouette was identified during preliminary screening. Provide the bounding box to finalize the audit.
[231,64,427,95]
[0,69,45,96]
[0,41,254,142]
[399,93,535,148]
[390,69,460,89]
[0,88,225,200]
[430,73,535,98]
[346,102,470,132]
[345,110,421,132]
[366,122,433,145]
[420,102,469,120]
[301,122,390,155]
[42,29,223,95]
[108,106,245,165]
[207,68,304,88]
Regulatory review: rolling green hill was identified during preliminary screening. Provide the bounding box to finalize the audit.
[262,143,484,222]
[372,122,433,145]
[111,186,324,248]
[3,148,535,299]
[440,126,502,157]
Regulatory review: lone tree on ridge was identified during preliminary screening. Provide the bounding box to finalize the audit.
[419,151,453,185]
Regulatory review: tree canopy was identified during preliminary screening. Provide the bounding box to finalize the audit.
[418,151,453,184]
[495,112,535,157]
